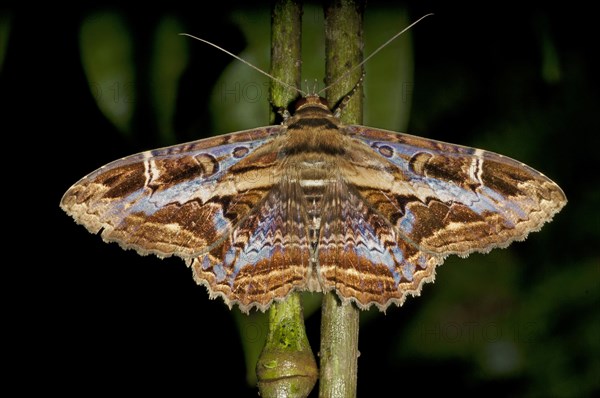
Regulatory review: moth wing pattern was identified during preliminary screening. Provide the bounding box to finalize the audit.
[191,176,316,311]
[310,125,566,310]
[317,177,442,310]
[344,125,566,256]
[61,95,567,313]
[60,126,285,260]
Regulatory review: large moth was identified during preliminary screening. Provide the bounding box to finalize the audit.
[61,20,566,313]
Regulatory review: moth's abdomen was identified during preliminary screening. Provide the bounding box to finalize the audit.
[286,155,338,253]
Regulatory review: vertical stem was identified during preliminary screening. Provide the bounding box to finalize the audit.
[324,0,364,124]
[320,1,364,397]
[256,294,318,398]
[319,294,360,398]
[270,0,303,121]
[256,2,318,398]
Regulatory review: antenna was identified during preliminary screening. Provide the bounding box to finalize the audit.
[317,13,434,96]
[178,33,307,97]
[180,13,433,99]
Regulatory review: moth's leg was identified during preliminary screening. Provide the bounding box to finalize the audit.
[268,99,291,124]
[269,91,305,123]
[278,106,291,122]
[332,72,366,118]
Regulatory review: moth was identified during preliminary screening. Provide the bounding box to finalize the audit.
[61,32,566,314]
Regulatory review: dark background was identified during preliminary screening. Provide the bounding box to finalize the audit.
[3,1,598,396]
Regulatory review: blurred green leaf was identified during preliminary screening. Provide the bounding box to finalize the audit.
[210,8,272,134]
[80,11,135,136]
[364,8,413,131]
[151,16,189,145]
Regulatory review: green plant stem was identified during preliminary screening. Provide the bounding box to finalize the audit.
[256,293,318,398]
[319,293,360,397]
[324,0,364,123]
[255,2,318,398]
[269,0,302,121]
[319,1,364,397]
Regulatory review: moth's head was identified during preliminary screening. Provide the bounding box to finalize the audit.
[293,95,331,112]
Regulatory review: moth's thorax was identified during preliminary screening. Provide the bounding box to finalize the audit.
[283,95,345,156]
